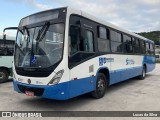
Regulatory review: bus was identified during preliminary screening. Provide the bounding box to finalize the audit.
[0,39,14,82]
[0,28,17,82]
[12,7,156,100]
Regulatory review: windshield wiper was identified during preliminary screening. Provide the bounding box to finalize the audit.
[23,26,30,52]
[36,22,50,42]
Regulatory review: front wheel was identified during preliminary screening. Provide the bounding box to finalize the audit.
[0,69,9,83]
[138,66,146,80]
[91,73,107,99]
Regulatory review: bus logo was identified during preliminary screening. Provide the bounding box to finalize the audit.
[126,58,135,65]
[99,57,114,66]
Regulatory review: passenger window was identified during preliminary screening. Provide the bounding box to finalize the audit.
[150,43,155,55]
[133,38,140,54]
[99,27,107,39]
[139,40,145,54]
[98,27,110,52]
[146,42,150,55]
[98,39,110,52]
[111,30,117,42]
[69,26,80,55]
[83,30,94,52]
[111,30,123,52]
[123,35,131,44]
[123,35,133,53]
[69,25,95,67]
[0,40,15,56]
[69,25,94,56]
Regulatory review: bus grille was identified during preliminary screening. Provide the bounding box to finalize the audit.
[17,84,44,96]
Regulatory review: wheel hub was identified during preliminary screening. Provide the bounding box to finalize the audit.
[98,79,105,94]
[0,72,5,79]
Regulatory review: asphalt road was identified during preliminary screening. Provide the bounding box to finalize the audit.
[0,64,160,119]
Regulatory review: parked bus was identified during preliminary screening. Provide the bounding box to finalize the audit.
[0,28,17,82]
[12,7,155,100]
[0,39,14,82]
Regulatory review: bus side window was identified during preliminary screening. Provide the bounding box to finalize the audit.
[150,43,155,55]
[69,26,80,56]
[0,40,14,56]
[110,30,123,53]
[139,40,145,54]
[97,27,110,52]
[68,25,95,68]
[123,35,133,53]
[146,42,150,55]
[83,30,94,52]
[133,38,140,54]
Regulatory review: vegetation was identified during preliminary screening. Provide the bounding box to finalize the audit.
[137,31,160,45]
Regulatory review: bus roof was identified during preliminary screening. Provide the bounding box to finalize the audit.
[19,6,154,43]
[67,7,154,43]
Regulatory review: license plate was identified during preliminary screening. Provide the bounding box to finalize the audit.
[25,91,34,96]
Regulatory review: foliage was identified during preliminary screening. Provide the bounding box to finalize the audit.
[137,31,160,45]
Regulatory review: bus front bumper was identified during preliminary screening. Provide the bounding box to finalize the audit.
[13,80,69,100]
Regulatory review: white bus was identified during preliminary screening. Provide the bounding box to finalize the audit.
[0,28,17,82]
[0,39,14,82]
[12,7,156,100]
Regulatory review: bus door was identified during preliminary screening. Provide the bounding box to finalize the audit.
[68,15,97,97]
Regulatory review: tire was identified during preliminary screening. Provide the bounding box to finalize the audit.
[0,69,9,83]
[91,73,107,99]
[138,66,146,80]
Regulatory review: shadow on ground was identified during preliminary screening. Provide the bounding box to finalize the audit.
[0,78,13,84]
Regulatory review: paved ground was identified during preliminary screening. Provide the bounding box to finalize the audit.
[0,64,160,119]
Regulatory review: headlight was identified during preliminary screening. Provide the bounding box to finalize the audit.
[48,70,64,85]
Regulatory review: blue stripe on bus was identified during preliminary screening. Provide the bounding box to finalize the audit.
[13,76,96,100]
[13,80,70,100]
[109,66,143,85]
[12,66,142,100]
[13,55,156,100]
[143,55,156,72]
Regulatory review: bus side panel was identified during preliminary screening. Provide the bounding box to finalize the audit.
[0,56,13,68]
[13,80,71,100]
[110,70,121,85]
[143,55,156,73]
[109,66,142,85]
[110,54,135,85]
[69,55,110,98]
[69,76,96,98]
[131,55,144,78]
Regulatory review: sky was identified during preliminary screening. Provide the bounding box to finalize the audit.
[0,0,160,38]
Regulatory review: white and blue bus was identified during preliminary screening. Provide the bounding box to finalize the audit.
[12,7,155,100]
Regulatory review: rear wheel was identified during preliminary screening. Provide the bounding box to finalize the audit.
[138,66,146,80]
[0,69,9,83]
[91,73,107,99]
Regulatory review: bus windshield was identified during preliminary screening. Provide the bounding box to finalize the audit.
[15,23,64,68]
